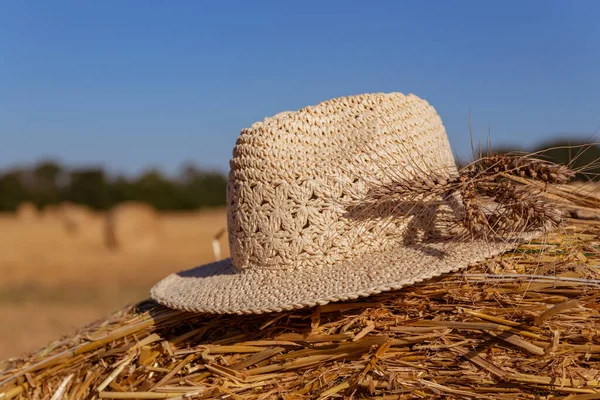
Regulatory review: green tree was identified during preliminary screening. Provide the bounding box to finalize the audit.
[134,169,180,210]
[107,175,136,207]
[0,170,28,211]
[31,160,63,206]
[63,168,110,210]
[177,164,227,209]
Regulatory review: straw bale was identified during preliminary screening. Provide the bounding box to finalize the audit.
[2,215,600,399]
[57,202,98,235]
[15,202,38,221]
[104,202,162,254]
[40,204,61,221]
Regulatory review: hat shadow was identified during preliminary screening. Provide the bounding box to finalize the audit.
[176,260,237,278]
[344,198,512,259]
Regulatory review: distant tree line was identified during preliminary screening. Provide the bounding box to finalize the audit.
[0,160,227,212]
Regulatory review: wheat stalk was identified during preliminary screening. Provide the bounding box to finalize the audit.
[352,153,577,242]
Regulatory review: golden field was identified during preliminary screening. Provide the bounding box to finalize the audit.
[0,208,228,360]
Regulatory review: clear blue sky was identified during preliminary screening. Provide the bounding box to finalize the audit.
[1,1,599,176]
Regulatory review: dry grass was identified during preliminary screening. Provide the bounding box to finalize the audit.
[1,216,600,399]
[0,208,228,359]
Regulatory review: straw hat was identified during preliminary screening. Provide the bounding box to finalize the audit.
[151,92,526,314]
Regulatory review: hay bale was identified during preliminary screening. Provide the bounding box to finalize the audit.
[104,201,162,253]
[2,217,600,399]
[57,202,97,235]
[15,202,38,221]
[40,204,60,220]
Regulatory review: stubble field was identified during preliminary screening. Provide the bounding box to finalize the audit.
[0,208,228,360]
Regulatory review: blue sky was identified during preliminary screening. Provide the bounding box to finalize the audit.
[1,1,599,176]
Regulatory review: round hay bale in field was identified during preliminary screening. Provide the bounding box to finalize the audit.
[104,202,162,253]
[15,201,38,220]
[40,204,61,220]
[58,202,97,235]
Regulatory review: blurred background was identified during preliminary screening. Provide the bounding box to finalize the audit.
[1,1,599,359]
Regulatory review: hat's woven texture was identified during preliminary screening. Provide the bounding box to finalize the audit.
[151,92,520,314]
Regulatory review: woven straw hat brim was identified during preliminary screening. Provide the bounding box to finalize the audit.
[151,236,526,315]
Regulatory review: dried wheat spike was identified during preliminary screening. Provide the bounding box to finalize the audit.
[350,152,573,243]
[450,153,573,238]
[477,154,575,184]
[460,182,491,237]
[364,174,455,204]
[492,181,562,228]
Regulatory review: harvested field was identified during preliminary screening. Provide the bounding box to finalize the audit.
[0,208,228,359]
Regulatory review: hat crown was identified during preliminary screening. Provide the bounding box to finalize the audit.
[227,93,457,272]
